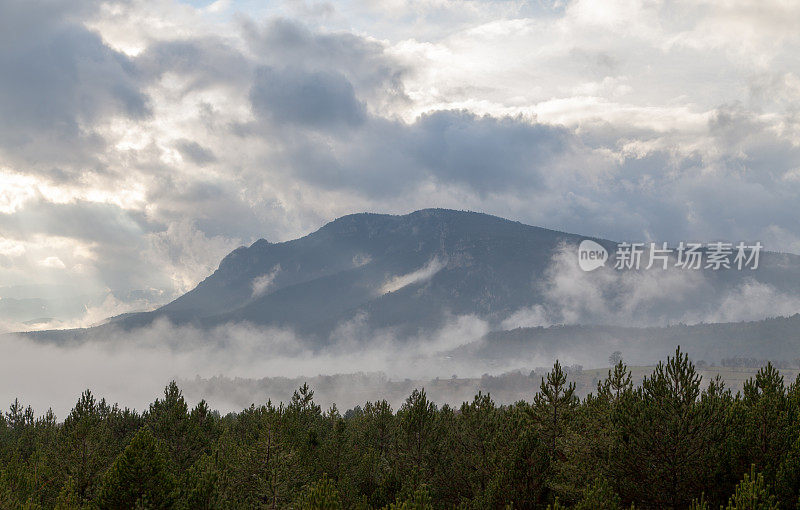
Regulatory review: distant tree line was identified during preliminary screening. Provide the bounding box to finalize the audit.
[1,348,800,508]
[721,356,798,369]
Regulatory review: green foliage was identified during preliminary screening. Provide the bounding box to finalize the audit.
[54,477,83,510]
[384,486,434,509]
[725,465,779,510]
[482,402,549,508]
[689,493,709,510]
[296,474,343,509]
[95,428,177,509]
[612,347,726,508]
[396,389,438,491]
[342,399,399,508]
[3,352,800,508]
[598,360,632,402]
[534,360,577,458]
[573,477,621,510]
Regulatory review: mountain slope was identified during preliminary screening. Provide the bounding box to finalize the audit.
[31,208,800,347]
[112,209,604,336]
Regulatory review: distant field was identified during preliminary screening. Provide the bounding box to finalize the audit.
[181,364,798,414]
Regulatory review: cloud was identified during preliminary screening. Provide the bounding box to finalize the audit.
[501,304,550,330]
[0,198,146,244]
[0,0,149,166]
[693,280,800,324]
[499,243,800,328]
[0,313,493,416]
[38,256,66,269]
[2,0,800,329]
[136,36,252,91]
[145,220,243,294]
[381,257,445,294]
[261,109,582,198]
[241,17,408,112]
[251,264,281,297]
[175,139,217,165]
[250,66,366,129]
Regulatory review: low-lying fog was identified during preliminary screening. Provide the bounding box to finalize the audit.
[3,247,800,418]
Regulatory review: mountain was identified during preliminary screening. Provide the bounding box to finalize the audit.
[19,209,800,351]
[110,209,604,337]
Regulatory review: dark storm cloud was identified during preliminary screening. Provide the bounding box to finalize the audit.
[175,139,217,165]
[242,17,408,108]
[135,17,404,103]
[137,37,252,92]
[157,20,576,202]
[251,105,576,197]
[154,20,576,199]
[243,17,386,75]
[250,66,366,129]
[409,111,573,192]
[0,0,149,166]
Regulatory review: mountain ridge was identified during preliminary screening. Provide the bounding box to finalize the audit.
[114,208,608,335]
[13,208,800,356]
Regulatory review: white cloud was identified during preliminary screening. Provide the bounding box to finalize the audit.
[0,238,25,258]
[38,256,66,269]
[695,280,800,324]
[501,243,800,328]
[251,264,281,297]
[0,313,495,416]
[380,257,445,294]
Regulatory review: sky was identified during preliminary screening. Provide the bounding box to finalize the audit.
[2,0,800,331]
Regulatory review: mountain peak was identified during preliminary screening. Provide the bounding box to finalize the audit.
[152,208,574,331]
[317,208,525,237]
[54,208,800,349]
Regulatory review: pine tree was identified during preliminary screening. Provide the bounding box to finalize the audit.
[211,401,291,508]
[147,382,191,470]
[179,453,219,510]
[95,428,176,509]
[612,347,725,507]
[775,433,800,506]
[449,392,500,500]
[344,399,399,508]
[483,402,549,508]
[286,383,324,489]
[57,390,114,504]
[54,477,82,510]
[739,364,791,483]
[573,477,621,510]
[598,360,633,403]
[384,485,434,510]
[397,389,438,490]
[296,474,343,509]
[534,360,577,459]
[724,465,779,510]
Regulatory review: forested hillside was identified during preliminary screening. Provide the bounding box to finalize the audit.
[454,314,800,367]
[1,349,798,508]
